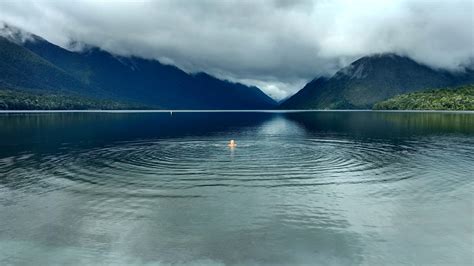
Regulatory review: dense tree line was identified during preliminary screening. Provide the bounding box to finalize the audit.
[373,84,474,111]
[0,89,154,110]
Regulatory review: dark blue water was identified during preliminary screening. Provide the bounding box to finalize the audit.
[0,111,473,265]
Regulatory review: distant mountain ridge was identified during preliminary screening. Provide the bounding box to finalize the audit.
[0,24,277,109]
[3,23,473,111]
[281,53,474,109]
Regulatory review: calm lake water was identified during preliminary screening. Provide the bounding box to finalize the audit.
[0,111,473,265]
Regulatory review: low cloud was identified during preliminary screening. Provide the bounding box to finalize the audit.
[1,0,472,99]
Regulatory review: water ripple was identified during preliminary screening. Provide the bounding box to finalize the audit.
[2,136,472,199]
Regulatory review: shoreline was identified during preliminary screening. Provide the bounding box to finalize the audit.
[0,109,473,114]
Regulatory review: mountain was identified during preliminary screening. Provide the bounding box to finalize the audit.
[281,54,474,109]
[373,84,474,110]
[0,36,99,95]
[0,24,277,109]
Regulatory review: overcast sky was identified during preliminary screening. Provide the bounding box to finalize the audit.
[1,0,473,99]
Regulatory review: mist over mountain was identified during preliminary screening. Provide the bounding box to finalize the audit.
[1,0,472,99]
[1,19,473,110]
[0,24,276,109]
[281,54,474,109]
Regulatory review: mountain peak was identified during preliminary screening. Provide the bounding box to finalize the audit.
[281,53,473,109]
[334,53,415,80]
[0,23,40,44]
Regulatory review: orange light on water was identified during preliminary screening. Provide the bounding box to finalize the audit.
[228,140,236,148]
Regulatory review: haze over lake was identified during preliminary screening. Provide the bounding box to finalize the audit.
[0,111,472,265]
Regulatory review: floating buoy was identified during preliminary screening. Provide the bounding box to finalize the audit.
[228,139,237,148]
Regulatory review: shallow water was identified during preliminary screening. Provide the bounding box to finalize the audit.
[0,111,473,265]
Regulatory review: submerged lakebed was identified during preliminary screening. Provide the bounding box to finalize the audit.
[0,111,473,265]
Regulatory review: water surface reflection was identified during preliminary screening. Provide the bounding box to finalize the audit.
[0,111,473,265]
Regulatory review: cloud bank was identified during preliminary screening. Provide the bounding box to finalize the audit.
[0,0,473,99]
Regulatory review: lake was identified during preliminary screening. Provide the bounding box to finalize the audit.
[0,111,473,265]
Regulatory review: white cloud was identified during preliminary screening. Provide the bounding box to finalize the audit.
[0,0,472,100]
